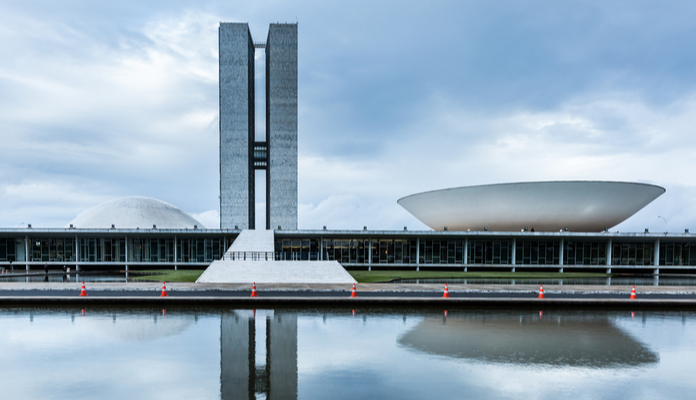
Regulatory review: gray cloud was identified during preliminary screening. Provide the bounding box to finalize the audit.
[0,1,695,231]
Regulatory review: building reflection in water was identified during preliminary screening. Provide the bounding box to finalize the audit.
[398,312,659,368]
[221,310,297,400]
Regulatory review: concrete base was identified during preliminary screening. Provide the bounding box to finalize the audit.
[196,260,356,284]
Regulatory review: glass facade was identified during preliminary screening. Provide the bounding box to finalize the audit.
[515,240,558,265]
[30,238,76,262]
[612,242,654,266]
[468,240,510,264]
[176,237,225,263]
[660,242,696,266]
[3,234,696,268]
[563,241,607,265]
[0,237,229,264]
[0,238,18,262]
[78,238,122,262]
[276,239,320,261]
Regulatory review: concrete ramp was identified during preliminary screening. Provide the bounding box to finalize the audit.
[226,230,274,254]
[196,229,356,284]
[196,260,356,284]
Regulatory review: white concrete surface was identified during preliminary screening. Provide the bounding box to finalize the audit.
[398,181,665,232]
[68,197,204,229]
[227,230,274,253]
[196,260,356,284]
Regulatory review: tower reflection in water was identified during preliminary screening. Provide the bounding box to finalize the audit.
[221,311,297,400]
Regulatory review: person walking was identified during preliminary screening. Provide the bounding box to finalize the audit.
[44,263,48,274]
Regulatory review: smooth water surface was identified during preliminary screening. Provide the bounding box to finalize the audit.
[393,276,696,286]
[0,273,127,283]
[1,307,695,399]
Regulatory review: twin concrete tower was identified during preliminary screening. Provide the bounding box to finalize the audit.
[219,23,298,230]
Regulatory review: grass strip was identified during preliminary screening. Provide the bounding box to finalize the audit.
[130,270,204,283]
[349,270,611,283]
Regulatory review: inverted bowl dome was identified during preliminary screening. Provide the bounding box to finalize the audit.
[67,197,204,229]
[397,181,665,232]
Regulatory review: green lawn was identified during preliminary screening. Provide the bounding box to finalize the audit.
[128,269,610,284]
[130,270,204,283]
[349,270,611,283]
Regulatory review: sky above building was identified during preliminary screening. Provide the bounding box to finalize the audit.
[0,0,695,232]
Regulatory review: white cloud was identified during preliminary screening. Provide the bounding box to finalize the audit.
[299,91,696,231]
[0,3,695,232]
[189,209,219,229]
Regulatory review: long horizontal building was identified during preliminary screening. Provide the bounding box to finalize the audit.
[0,228,695,273]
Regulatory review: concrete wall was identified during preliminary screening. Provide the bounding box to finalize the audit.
[266,24,298,230]
[219,23,255,229]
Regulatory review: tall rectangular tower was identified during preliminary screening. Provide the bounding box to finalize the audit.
[266,24,298,230]
[219,23,298,230]
[219,23,255,229]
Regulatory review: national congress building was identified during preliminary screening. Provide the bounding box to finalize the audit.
[0,22,694,276]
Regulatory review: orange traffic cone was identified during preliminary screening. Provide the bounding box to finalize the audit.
[443,284,450,298]
[350,283,358,298]
[538,285,545,299]
[631,311,635,319]
[251,282,258,297]
[160,282,168,297]
[352,309,356,317]
[81,309,85,317]
[444,310,448,318]
[162,309,166,317]
[630,286,637,300]
[79,281,87,297]
[539,310,543,319]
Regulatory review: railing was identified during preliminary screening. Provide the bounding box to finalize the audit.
[222,251,325,261]
[224,252,274,261]
[274,252,323,261]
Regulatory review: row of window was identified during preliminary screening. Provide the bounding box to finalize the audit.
[274,239,692,266]
[3,237,233,263]
[3,236,695,266]
[0,238,17,262]
[660,242,696,266]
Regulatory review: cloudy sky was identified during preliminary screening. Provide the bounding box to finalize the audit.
[0,0,695,231]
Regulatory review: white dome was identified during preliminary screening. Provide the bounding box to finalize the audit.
[67,197,204,229]
[397,181,665,232]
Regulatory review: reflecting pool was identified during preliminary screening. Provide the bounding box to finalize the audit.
[1,307,695,399]
[393,276,696,286]
[0,273,127,283]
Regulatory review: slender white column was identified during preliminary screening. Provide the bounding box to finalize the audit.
[25,235,29,270]
[416,237,420,265]
[559,239,564,266]
[463,238,468,265]
[75,235,79,271]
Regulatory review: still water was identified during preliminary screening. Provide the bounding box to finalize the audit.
[0,273,127,283]
[393,276,696,286]
[0,307,694,399]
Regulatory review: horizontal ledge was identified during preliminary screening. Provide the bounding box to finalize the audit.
[0,296,695,310]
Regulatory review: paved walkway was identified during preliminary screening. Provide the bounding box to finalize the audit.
[0,281,694,294]
[0,282,693,308]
